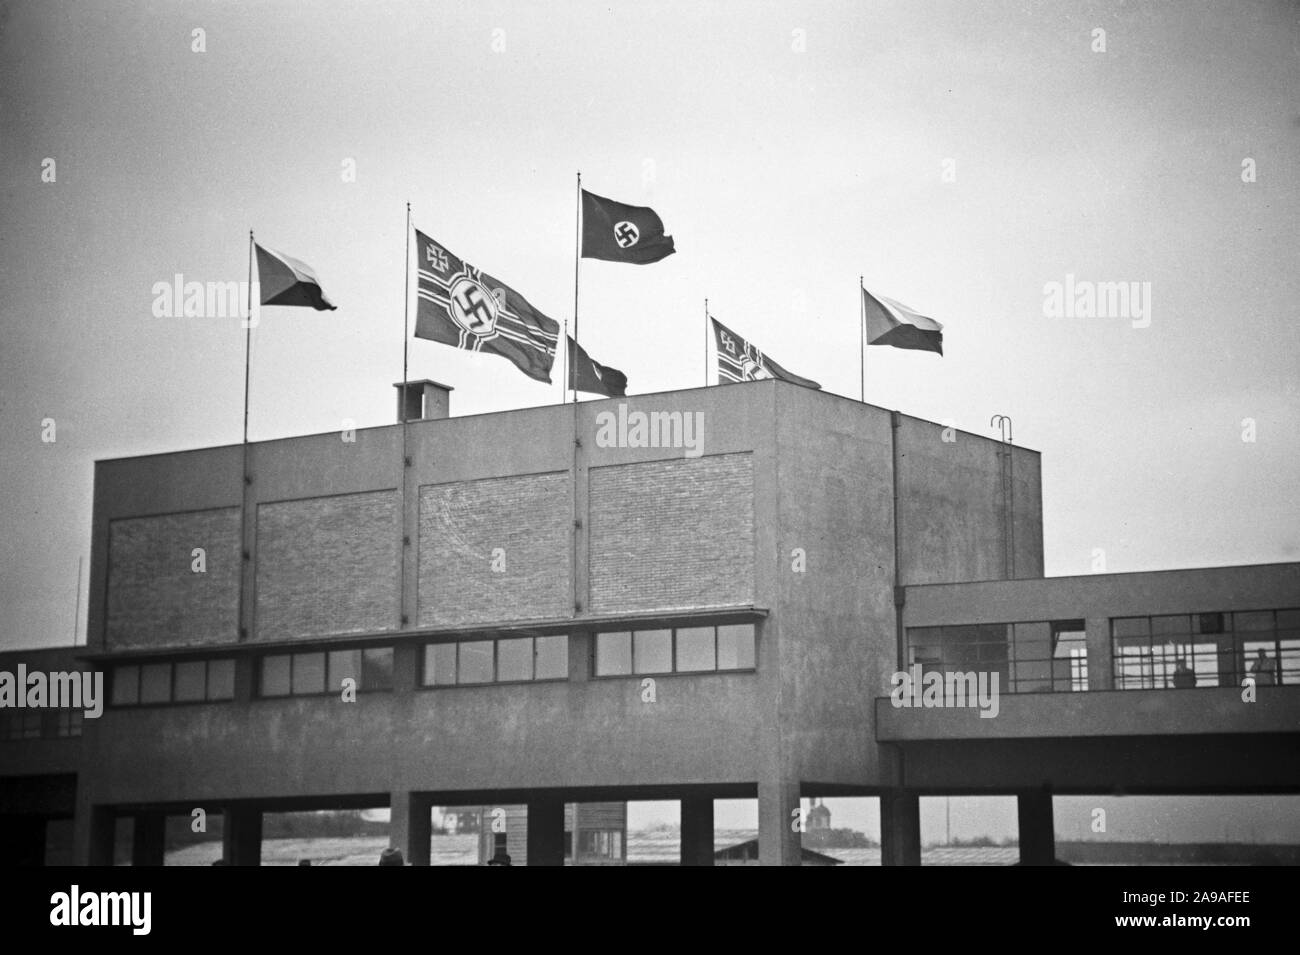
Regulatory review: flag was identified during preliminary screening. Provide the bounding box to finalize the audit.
[581,189,675,265]
[711,317,820,389]
[568,337,627,397]
[862,287,943,355]
[414,229,560,384]
[254,243,337,310]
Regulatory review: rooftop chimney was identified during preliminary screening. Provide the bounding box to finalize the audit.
[394,380,453,422]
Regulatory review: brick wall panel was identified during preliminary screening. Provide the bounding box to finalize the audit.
[255,491,399,640]
[106,507,241,650]
[589,453,753,614]
[419,473,571,627]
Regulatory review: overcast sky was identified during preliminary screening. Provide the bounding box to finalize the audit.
[2,1,1298,843]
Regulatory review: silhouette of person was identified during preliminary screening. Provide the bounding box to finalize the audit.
[1250,648,1277,686]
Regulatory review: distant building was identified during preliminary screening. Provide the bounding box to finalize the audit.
[1,379,1297,865]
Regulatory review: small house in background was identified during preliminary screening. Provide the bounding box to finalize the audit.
[715,839,842,866]
[474,802,627,866]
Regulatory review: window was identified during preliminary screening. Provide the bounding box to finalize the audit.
[905,621,1085,695]
[1111,608,1300,689]
[259,647,395,698]
[595,632,632,676]
[422,636,571,687]
[595,624,757,677]
[110,659,237,707]
[577,830,623,859]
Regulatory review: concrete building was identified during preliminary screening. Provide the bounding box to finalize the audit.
[1,379,1296,865]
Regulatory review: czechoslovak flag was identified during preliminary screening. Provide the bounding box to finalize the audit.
[862,286,943,355]
[254,243,337,310]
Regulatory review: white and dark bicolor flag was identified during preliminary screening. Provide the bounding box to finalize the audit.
[862,287,943,355]
[254,243,337,310]
[413,228,560,384]
[711,316,820,389]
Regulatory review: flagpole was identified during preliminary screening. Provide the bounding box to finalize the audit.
[703,298,709,387]
[572,170,581,405]
[402,202,411,416]
[243,230,254,446]
[561,318,568,405]
[859,275,865,402]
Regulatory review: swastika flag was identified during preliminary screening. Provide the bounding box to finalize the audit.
[581,189,676,265]
[711,317,820,390]
[414,229,560,384]
[568,336,628,398]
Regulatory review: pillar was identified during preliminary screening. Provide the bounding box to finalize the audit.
[73,802,115,866]
[526,797,565,866]
[680,796,714,866]
[1017,788,1056,866]
[881,791,921,866]
[757,779,801,866]
[1085,616,1113,691]
[131,811,166,866]
[390,790,431,866]
[223,806,261,866]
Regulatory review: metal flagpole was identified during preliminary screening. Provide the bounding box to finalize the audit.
[561,318,568,404]
[572,171,581,405]
[400,202,412,630]
[704,298,709,386]
[243,230,254,446]
[859,275,865,403]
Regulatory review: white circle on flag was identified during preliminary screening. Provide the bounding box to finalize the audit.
[448,275,499,337]
[740,355,772,380]
[614,221,640,248]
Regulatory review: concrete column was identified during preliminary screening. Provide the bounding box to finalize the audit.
[1017,788,1056,866]
[525,797,565,866]
[131,811,166,866]
[223,806,262,866]
[880,791,921,866]
[680,796,714,866]
[757,779,801,866]
[73,803,115,867]
[390,790,431,866]
[1085,616,1113,691]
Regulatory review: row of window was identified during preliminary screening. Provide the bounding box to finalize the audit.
[594,625,757,676]
[261,648,394,697]
[111,658,235,706]
[1112,609,1299,689]
[904,609,1300,694]
[905,621,1088,694]
[103,625,758,706]
[0,709,84,740]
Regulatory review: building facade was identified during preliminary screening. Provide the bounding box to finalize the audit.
[1,379,1296,865]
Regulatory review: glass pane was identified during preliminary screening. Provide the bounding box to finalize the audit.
[111,666,140,706]
[329,650,360,693]
[1276,609,1300,630]
[676,627,716,672]
[633,629,672,673]
[207,659,235,700]
[1194,612,1227,634]
[458,641,494,684]
[595,632,631,676]
[535,635,568,680]
[261,655,291,697]
[362,648,393,691]
[291,653,326,695]
[497,638,533,682]
[140,663,171,704]
[425,644,456,686]
[1112,617,1149,638]
[173,661,206,702]
[718,624,756,670]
